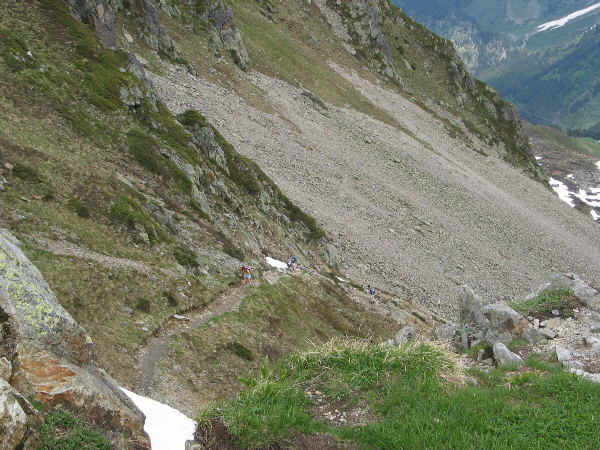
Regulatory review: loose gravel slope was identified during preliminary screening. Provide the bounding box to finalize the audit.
[150,63,600,318]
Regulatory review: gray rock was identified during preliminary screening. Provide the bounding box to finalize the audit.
[481,302,530,345]
[203,0,250,70]
[552,309,560,316]
[522,325,546,345]
[492,343,523,367]
[555,345,584,370]
[0,379,42,449]
[191,126,229,172]
[540,328,557,339]
[67,0,116,47]
[583,336,600,352]
[459,285,487,326]
[395,326,416,345]
[0,229,150,447]
[431,324,469,352]
[571,368,600,383]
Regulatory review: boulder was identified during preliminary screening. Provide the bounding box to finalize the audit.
[0,229,150,447]
[583,336,600,352]
[571,369,600,384]
[492,343,523,367]
[431,324,468,352]
[522,325,546,345]
[555,345,584,370]
[481,302,529,345]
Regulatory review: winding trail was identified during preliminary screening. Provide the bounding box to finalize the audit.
[138,283,247,396]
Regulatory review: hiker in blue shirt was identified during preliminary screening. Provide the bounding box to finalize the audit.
[367,285,376,305]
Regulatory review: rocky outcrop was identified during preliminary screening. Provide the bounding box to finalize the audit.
[202,0,251,71]
[0,230,150,448]
[68,0,116,47]
[529,273,600,312]
[129,0,181,60]
[0,379,43,450]
[329,0,397,78]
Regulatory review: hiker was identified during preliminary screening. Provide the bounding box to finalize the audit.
[241,265,252,286]
[289,255,298,271]
[367,285,376,305]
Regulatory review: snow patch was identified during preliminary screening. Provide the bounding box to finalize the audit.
[265,257,288,270]
[591,210,599,221]
[567,174,575,180]
[534,156,543,160]
[120,388,196,450]
[536,2,600,32]
[549,177,576,207]
[596,161,600,171]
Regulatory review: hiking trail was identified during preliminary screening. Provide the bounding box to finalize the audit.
[138,282,248,396]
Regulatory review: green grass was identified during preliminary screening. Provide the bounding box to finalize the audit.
[510,289,573,316]
[573,137,600,158]
[205,340,600,449]
[34,405,112,450]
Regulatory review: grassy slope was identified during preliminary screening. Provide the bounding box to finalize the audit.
[158,275,399,410]
[0,0,322,387]
[206,339,600,449]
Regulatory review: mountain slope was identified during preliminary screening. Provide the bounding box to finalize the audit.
[392,0,600,134]
[2,0,600,446]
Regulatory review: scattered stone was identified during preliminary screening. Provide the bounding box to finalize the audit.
[571,369,600,383]
[142,326,150,332]
[583,336,600,352]
[533,318,540,329]
[122,306,134,314]
[32,195,41,200]
[522,325,546,345]
[459,285,487,325]
[482,302,531,344]
[540,328,557,339]
[476,349,485,362]
[4,162,14,170]
[552,310,560,316]
[173,314,191,321]
[555,345,584,370]
[492,343,523,367]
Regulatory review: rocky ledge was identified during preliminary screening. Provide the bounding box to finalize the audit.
[0,229,150,448]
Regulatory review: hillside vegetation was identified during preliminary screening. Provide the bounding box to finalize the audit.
[200,339,600,448]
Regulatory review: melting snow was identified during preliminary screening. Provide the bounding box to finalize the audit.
[121,388,196,450]
[535,156,543,160]
[567,174,575,179]
[549,177,576,207]
[592,210,600,221]
[536,2,600,32]
[266,256,288,270]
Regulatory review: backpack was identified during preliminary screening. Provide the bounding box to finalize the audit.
[242,265,250,274]
[291,256,298,264]
[369,287,375,296]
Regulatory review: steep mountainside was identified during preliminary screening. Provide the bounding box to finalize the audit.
[392,0,600,134]
[2,0,600,447]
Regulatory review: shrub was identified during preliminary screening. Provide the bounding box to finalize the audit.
[225,341,255,361]
[136,298,151,312]
[109,194,164,242]
[177,109,209,128]
[68,198,90,218]
[174,245,199,267]
[13,163,42,182]
[164,290,179,307]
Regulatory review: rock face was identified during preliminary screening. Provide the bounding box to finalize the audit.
[129,0,181,60]
[68,0,116,47]
[0,229,150,448]
[203,0,251,71]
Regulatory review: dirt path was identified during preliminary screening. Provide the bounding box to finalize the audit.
[138,283,248,396]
